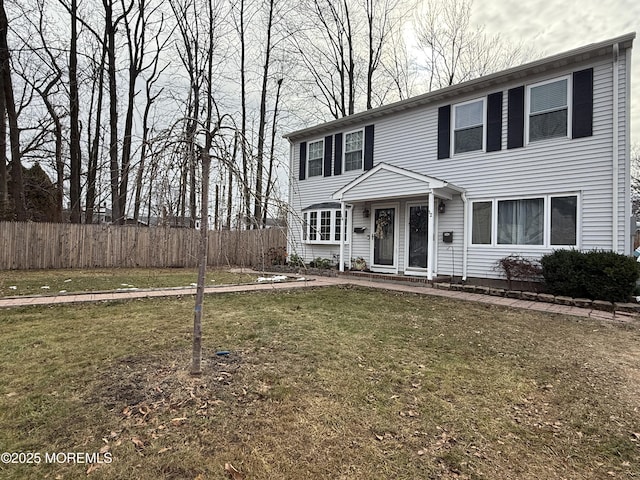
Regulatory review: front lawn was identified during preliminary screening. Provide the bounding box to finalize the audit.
[0,268,258,297]
[0,286,638,479]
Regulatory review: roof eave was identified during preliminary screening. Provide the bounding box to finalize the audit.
[284,32,635,143]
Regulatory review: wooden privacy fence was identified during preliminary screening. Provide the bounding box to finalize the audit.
[0,222,286,270]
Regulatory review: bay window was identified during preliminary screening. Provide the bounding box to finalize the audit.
[302,208,349,244]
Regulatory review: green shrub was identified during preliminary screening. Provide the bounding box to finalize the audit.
[541,249,639,302]
[582,250,639,302]
[288,253,305,268]
[309,257,332,269]
[540,249,588,299]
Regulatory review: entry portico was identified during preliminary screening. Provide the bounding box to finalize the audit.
[332,163,464,280]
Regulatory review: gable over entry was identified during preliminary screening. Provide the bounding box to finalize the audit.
[332,163,465,279]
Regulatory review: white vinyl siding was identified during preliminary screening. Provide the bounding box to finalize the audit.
[289,48,630,275]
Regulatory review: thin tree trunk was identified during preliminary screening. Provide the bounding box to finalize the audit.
[191,148,209,376]
[239,0,250,229]
[86,36,107,224]
[0,0,25,221]
[0,70,8,219]
[253,0,275,229]
[69,0,82,223]
[263,78,282,226]
[104,0,121,223]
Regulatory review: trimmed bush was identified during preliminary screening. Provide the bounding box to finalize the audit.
[541,249,639,302]
[540,249,588,299]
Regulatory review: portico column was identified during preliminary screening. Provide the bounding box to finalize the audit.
[427,193,435,280]
[339,201,346,272]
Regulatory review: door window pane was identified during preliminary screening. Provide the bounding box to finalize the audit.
[408,206,428,268]
[374,208,395,265]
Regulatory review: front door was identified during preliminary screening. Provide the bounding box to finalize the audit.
[371,206,397,272]
[406,203,429,275]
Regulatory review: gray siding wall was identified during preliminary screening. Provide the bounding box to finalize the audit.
[288,50,631,278]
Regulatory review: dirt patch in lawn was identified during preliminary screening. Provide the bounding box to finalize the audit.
[87,350,254,414]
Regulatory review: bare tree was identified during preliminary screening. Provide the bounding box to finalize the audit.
[68,0,82,222]
[0,0,26,220]
[414,0,532,90]
[132,37,168,223]
[0,63,7,219]
[252,0,277,228]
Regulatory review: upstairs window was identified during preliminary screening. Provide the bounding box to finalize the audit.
[453,99,484,154]
[307,140,324,177]
[528,77,569,142]
[344,130,363,171]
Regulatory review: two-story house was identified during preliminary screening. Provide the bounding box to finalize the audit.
[284,33,635,283]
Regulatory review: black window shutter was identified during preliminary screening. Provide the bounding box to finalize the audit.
[486,92,503,152]
[507,86,525,149]
[364,124,374,170]
[334,133,343,176]
[323,135,333,177]
[572,68,593,139]
[437,105,451,159]
[299,142,306,181]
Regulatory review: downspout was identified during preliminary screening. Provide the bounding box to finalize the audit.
[339,201,346,272]
[427,193,435,280]
[625,42,633,255]
[461,192,468,281]
[612,43,620,252]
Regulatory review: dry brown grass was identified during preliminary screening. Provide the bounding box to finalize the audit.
[0,268,257,297]
[0,285,639,479]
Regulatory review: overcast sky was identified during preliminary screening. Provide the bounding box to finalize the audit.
[469,0,640,145]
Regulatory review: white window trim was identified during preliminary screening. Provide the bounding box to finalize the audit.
[469,193,580,249]
[307,138,324,177]
[302,207,351,245]
[525,75,572,144]
[451,97,486,156]
[343,128,364,172]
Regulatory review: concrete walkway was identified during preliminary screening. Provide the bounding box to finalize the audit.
[0,273,636,324]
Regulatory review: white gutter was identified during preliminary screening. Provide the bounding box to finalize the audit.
[612,43,619,252]
[461,192,468,281]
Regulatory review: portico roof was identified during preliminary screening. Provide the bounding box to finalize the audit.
[331,163,464,203]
